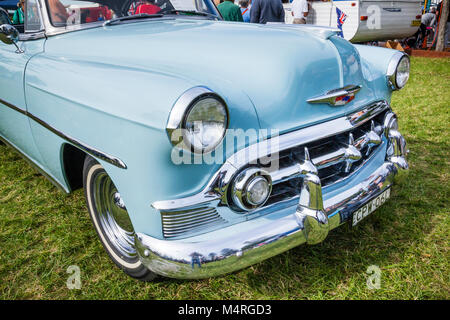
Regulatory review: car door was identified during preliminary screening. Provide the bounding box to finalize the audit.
[0,0,45,164]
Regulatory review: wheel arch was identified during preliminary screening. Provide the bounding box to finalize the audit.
[61,143,87,192]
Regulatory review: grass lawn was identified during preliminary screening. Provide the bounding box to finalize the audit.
[0,57,449,300]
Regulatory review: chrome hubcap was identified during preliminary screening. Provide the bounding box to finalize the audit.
[92,172,136,260]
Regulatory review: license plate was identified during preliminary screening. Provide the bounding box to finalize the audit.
[411,20,421,27]
[352,188,391,226]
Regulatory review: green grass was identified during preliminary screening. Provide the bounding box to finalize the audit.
[0,57,449,300]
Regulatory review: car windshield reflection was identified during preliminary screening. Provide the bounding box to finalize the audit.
[45,0,220,28]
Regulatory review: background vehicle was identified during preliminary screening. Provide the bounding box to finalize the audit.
[284,0,422,42]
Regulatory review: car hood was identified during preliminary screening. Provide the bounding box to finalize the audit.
[44,19,377,134]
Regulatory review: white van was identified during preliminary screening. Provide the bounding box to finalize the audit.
[284,0,422,42]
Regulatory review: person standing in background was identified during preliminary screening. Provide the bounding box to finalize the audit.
[250,0,285,24]
[12,0,25,25]
[414,7,436,41]
[239,0,251,22]
[218,0,244,22]
[291,0,308,24]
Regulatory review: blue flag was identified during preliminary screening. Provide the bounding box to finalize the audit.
[336,7,348,38]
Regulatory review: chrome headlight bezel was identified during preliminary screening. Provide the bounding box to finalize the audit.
[387,53,410,90]
[167,87,229,153]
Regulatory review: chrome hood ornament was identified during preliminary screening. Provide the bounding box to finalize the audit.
[307,85,361,106]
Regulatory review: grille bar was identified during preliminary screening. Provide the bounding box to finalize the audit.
[267,111,387,206]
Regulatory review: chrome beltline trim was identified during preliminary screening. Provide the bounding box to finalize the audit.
[152,100,390,211]
[0,98,127,169]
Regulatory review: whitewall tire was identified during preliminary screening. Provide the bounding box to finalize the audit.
[83,156,156,281]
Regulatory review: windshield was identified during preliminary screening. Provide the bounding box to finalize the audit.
[45,0,220,27]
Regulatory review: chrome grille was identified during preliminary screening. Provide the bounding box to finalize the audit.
[265,109,388,206]
[153,101,391,238]
[161,206,226,238]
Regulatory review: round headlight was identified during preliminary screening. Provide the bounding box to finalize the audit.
[183,95,228,153]
[387,54,410,90]
[395,56,410,89]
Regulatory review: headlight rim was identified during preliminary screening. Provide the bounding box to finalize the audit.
[166,86,229,154]
[387,52,410,90]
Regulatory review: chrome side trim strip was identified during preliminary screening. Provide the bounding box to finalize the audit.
[0,98,127,169]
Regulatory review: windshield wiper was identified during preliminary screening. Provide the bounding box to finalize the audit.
[104,13,164,26]
[164,10,219,20]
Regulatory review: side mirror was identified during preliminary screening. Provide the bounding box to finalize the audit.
[0,24,23,53]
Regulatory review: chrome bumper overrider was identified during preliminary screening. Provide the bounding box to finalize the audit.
[136,103,409,279]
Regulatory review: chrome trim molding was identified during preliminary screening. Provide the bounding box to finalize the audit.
[161,205,226,238]
[307,85,361,105]
[0,98,127,169]
[386,52,409,90]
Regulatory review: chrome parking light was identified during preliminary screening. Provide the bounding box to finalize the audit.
[231,168,272,211]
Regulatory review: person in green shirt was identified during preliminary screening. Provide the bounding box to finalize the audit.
[218,0,244,22]
[12,0,25,25]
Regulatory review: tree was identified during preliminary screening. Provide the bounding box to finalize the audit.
[436,0,449,51]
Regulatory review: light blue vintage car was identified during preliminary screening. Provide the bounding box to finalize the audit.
[0,0,409,280]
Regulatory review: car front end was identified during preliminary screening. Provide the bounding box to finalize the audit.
[1,0,410,280]
[135,48,410,279]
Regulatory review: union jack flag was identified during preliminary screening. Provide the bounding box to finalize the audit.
[336,7,347,38]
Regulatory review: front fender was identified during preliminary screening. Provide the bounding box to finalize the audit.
[24,53,260,238]
[354,44,401,101]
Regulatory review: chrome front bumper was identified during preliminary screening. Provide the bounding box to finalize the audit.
[136,102,409,279]
[136,159,408,279]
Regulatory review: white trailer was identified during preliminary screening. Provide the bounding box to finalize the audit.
[284,0,422,42]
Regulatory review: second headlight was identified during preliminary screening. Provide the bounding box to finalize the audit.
[387,53,410,90]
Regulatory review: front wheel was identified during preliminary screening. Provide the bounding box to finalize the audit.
[83,156,156,281]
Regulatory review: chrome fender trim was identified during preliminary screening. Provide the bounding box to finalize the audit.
[0,98,127,169]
